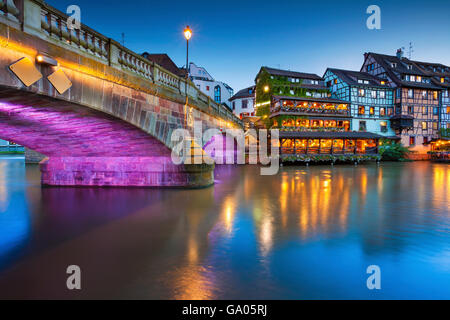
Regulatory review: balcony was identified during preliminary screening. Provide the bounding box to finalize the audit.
[390,115,414,130]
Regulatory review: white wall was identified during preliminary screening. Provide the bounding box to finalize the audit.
[231,97,255,119]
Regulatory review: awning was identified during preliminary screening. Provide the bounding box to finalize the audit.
[279,131,385,139]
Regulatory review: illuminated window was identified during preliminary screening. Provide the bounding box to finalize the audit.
[447,107,450,114]
[411,75,416,82]
[379,91,386,99]
[409,136,415,146]
[358,89,365,97]
[408,106,414,114]
[380,107,386,116]
[387,107,394,116]
[380,121,387,133]
[441,78,445,83]
[370,107,375,115]
[433,122,438,130]
[408,89,414,98]
[421,121,427,130]
[422,106,427,115]
[433,91,438,100]
[417,76,422,82]
[371,90,377,98]
[380,81,386,85]
[422,91,428,99]
[358,106,365,115]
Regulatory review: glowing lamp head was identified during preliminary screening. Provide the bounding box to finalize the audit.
[263,85,270,93]
[184,26,192,40]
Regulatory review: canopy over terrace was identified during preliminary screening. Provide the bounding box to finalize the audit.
[279,131,383,157]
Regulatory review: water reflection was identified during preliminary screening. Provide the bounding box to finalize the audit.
[0,160,449,299]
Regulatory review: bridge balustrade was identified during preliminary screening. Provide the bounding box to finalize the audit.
[1,0,242,128]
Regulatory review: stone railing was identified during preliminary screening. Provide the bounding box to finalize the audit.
[0,0,22,23]
[1,0,242,127]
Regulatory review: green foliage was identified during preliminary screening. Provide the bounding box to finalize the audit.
[440,128,450,137]
[378,139,410,161]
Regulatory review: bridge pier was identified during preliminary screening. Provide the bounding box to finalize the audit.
[40,157,214,188]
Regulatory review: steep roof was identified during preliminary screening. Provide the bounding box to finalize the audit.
[363,52,443,90]
[256,66,323,81]
[229,86,255,101]
[141,53,183,77]
[326,68,391,88]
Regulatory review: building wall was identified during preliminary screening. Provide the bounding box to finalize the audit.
[441,89,450,130]
[189,63,234,109]
[231,97,255,119]
[396,88,440,152]
[324,70,395,137]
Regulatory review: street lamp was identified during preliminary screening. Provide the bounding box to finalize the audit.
[183,26,192,128]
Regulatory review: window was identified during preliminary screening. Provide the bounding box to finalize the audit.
[242,99,248,109]
[380,107,386,116]
[334,79,338,84]
[421,121,427,130]
[358,106,365,115]
[371,90,377,98]
[423,137,428,144]
[380,121,388,133]
[381,81,386,85]
[433,122,438,130]
[206,86,210,91]
[379,91,386,99]
[358,89,365,97]
[433,91,438,100]
[441,78,445,83]
[433,107,439,115]
[387,107,394,116]
[422,106,427,115]
[407,64,412,70]
[408,106,414,115]
[422,91,428,99]
[214,85,221,103]
[359,121,367,131]
[410,75,416,82]
[409,136,415,146]
[447,107,450,114]
[408,89,414,98]
[370,107,375,115]
[417,76,422,82]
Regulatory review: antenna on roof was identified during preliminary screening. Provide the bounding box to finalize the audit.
[407,42,414,59]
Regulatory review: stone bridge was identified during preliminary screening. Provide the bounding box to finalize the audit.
[0,0,242,187]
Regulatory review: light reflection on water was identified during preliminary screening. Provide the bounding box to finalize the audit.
[0,157,449,299]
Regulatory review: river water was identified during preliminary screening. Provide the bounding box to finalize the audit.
[0,156,449,299]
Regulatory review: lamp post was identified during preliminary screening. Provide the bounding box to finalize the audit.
[183,26,192,128]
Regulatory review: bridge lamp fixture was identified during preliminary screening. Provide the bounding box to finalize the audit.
[36,53,58,67]
[263,85,270,93]
[184,26,192,40]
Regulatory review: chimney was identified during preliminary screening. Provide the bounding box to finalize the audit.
[396,48,404,59]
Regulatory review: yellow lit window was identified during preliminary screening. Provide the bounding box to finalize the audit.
[447,107,450,114]
[421,121,427,130]
[358,106,365,115]
[433,91,438,100]
[441,78,445,83]
[381,81,385,85]
[370,107,375,115]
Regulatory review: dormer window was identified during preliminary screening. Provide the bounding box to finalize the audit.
[391,63,397,68]
[407,64,413,70]
[380,81,386,85]
[442,78,445,83]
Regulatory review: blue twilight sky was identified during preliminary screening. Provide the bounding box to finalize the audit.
[47,0,450,92]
